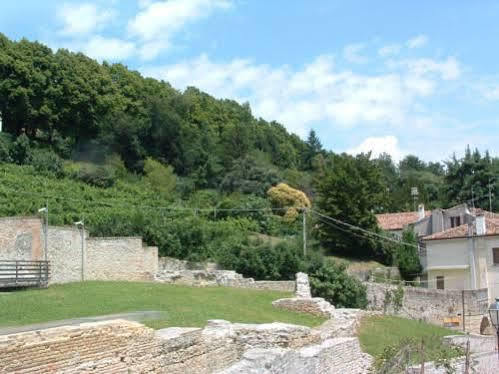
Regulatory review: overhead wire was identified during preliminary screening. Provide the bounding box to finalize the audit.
[310,209,420,249]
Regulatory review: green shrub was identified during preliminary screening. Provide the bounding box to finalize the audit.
[143,157,176,199]
[65,162,117,188]
[308,261,368,308]
[218,240,302,280]
[29,149,64,177]
[10,134,31,164]
[0,134,12,163]
[396,230,422,281]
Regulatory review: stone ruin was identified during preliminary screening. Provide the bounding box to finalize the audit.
[272,272,338,318]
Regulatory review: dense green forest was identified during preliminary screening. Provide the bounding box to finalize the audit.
[0,35,497,304]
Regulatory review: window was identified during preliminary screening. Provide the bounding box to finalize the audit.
[436,276,444,290]
[493,248,499,265]
[450,216,461,228]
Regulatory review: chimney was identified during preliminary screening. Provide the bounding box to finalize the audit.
[475,215,486,236]
[418,204,425,220]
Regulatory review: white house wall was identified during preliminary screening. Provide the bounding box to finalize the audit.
[425,238,471,290]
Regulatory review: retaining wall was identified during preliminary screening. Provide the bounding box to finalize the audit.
[0,216,158,284]
[365,282,488,331]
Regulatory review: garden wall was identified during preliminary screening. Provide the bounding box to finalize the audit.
[0,216,158,284]
[0,217,43,261]
[0,318,372,373]
[365,282,488,331]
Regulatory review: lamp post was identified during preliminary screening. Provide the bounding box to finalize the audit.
[38,206,48,262]
[74,220,85,282]
[488,298,499,359]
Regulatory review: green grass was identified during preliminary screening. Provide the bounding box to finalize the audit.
[0,281,324,329]
[358,315,462,364]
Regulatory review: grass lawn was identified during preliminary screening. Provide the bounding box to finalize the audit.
[358,315,462,364]
[0,281,324,329]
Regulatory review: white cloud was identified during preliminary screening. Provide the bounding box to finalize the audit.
[407,34,428,49]
[404,57,460,80]
[82,36,136,61]
[347,136,405,161]
[128,0,232,59]
[57,3,114,35]
[142,52,460,136]
[343,43,368,64]
[378,44,401,57]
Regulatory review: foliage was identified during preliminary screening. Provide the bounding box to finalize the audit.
[308,260,368,308]
[66,162,117,188]
[218,239,302,281]
[29,148,64,177]
[395,229,422,281]
[0,133,12,162]
[445,147,498,211]
[10,134,31,164]
[358,316,463,372]
[0,281,324,329]
[143,157,177,199]
[267,182,311,222]
[315,153,391,262]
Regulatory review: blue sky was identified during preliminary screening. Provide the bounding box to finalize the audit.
[1,0,498,162]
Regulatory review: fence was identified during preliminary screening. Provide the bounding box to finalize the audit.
[0,260,49,288]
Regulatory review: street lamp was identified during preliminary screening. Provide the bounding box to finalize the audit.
[488,298,499,359]
[38,206,48,262]
[74,220,85,282]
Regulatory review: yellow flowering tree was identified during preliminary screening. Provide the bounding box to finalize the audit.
[266,183,311,222]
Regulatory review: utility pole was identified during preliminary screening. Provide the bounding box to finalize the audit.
[45,199,48,262]
[38,203,49,262]
[74,220,85,281]
[302,208,307,257]
[489,178,493,212]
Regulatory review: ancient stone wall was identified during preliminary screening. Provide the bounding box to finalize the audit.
[86,237,158,281]
[156,257,295,292]
[45,225,86,284]
[0,217,43,261]
[0,216,158,284]
[0,318,372,373]
[365,282,488,330]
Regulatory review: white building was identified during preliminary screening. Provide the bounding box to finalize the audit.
[421,211,499,301]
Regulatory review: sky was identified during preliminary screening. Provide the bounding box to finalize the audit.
[1,0,498,162]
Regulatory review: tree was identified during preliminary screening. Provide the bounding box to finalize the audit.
[303,129,323,169]
[143,158,177,199]
[309,261,367,308]
[445,147,498,211]
[395,229,422,281]
[315,153,389,261]
[267,182,311,222]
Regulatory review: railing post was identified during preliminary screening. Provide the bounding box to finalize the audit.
[15,261,18,285]
[38,262,42,286]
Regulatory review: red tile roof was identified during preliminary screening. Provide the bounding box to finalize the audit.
[376,211,431,231]
[423,217,499,241]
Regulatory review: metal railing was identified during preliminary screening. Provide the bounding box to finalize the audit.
[0,260,50,288]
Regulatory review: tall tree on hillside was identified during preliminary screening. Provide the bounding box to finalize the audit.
[445,147,498,211]
[303,129,323,170]
[315,153,391,262]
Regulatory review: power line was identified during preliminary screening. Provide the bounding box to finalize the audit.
[0,185,294,214]
[310,209,420,248]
